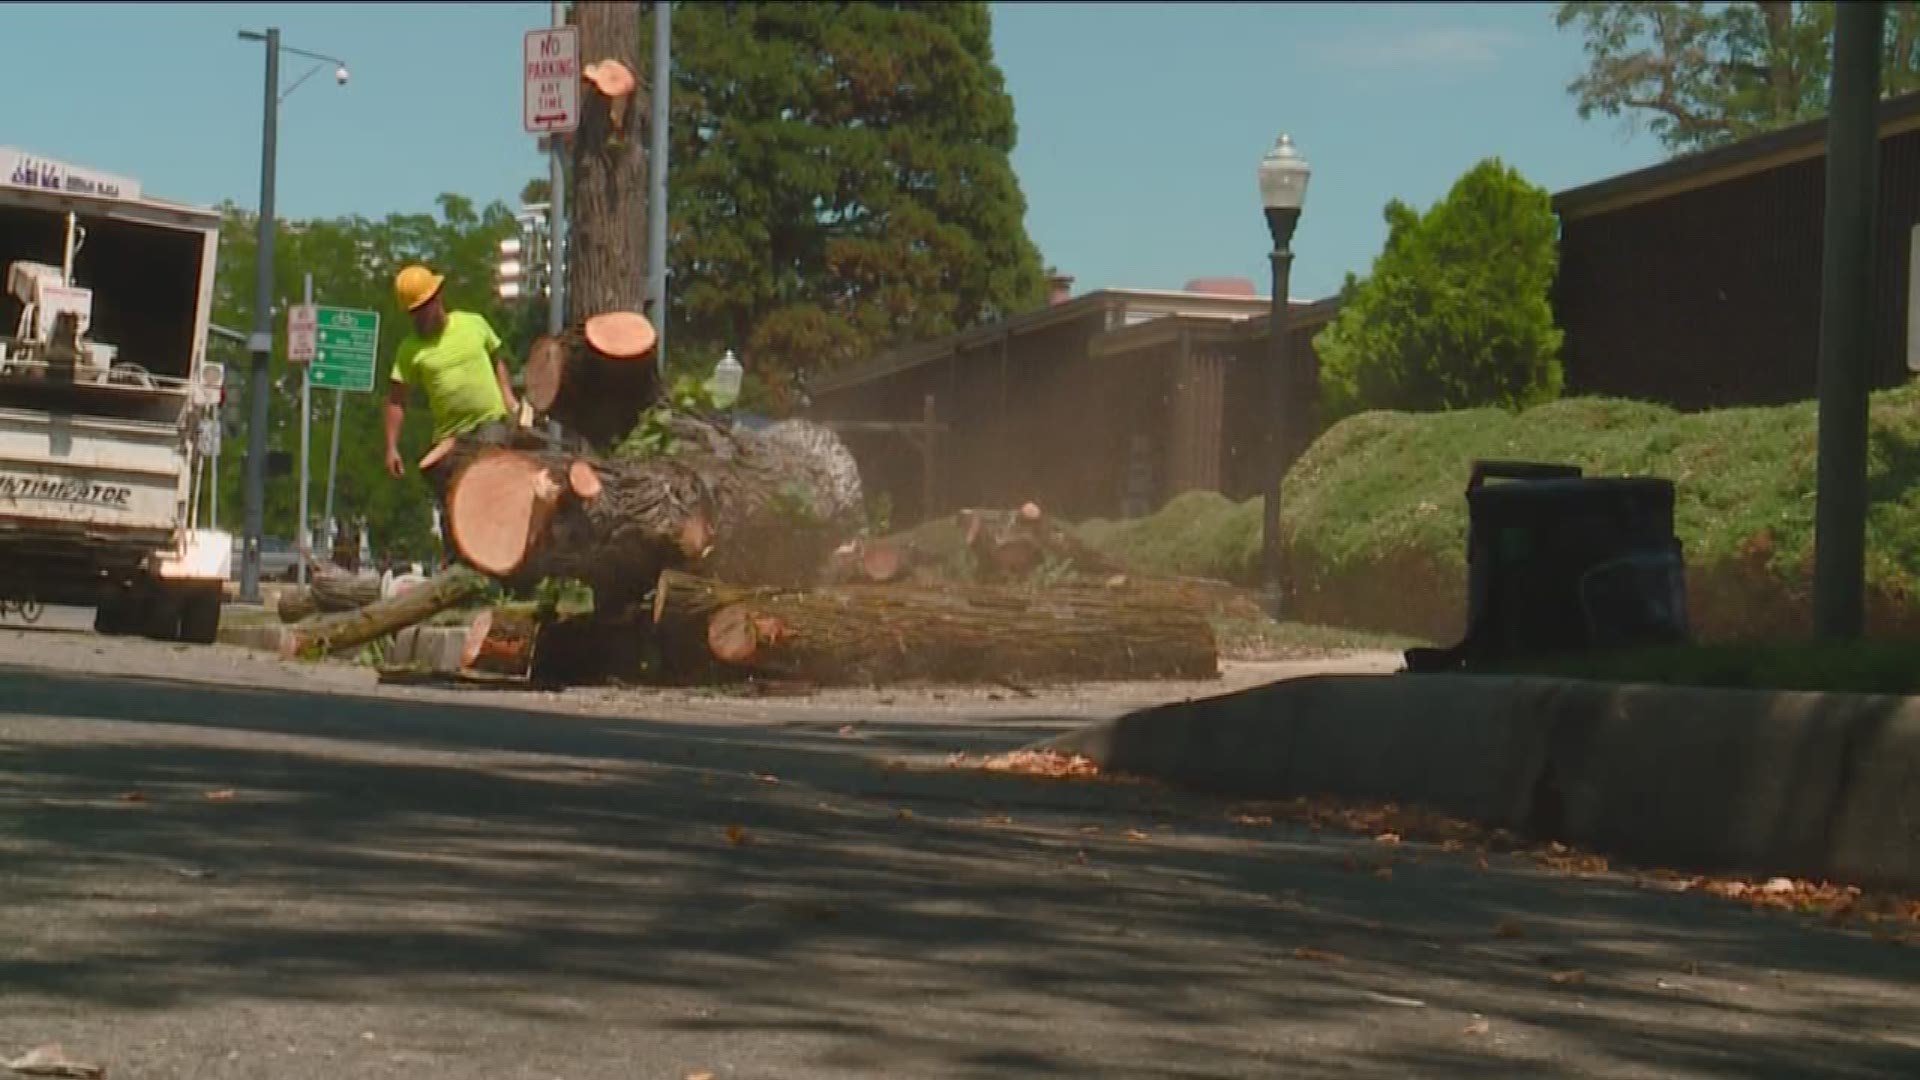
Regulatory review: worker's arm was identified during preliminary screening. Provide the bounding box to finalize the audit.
[492,348,520,418]
[384,382,408,478]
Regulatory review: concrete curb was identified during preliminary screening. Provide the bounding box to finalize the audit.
[1042,673,1920,891]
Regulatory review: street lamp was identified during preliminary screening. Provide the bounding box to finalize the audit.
[234,28,349,603]
[1256,132,1311,617]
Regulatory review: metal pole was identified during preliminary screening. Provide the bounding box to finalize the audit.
[1260,208,1299,619]
[297,273,311,586]
[323,387,343,540]
[241,27,280,604]
[1813,0,1884,641]
[548,0,568,336]
[647,0,671,375]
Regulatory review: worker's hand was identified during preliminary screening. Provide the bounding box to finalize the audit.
[385,446,405,479]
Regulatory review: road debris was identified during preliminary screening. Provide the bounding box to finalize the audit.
[5,1044,105,1079]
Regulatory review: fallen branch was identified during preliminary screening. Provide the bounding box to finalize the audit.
[280,565,489,660]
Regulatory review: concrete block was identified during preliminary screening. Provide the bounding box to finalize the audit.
[216,622,290,653]
[388,626,470,673]
[1520,683,1878,880]
[1826,708,1920,890]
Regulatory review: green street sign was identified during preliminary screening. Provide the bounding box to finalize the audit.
[308,305,380,393]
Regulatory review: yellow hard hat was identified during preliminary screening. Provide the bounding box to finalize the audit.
[394,265,446,311]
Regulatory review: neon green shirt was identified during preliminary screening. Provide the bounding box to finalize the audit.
[391,311,510,442]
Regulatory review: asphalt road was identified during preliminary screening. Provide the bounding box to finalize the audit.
[0,628,1915,1079]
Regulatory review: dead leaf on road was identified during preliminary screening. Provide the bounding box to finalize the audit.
[1230,813,1273,827]
[1462,1019,1492,1037]
[1550,969,1587,986]
[1494,920,1527,939]
[982,814,1013,826]
[1124,828,1150,842]
[203,789,237,802]
[837,724,858,736]
[1375,832,1401,845]
[1292,947,1348,964]
[5,1044,105,1078]
[896,808,914,821]
[750,772,779,785]
[724,825,750,847]
[117,791,145,804]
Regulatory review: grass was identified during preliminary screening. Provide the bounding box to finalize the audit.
[1282,385,1920,593]
[1492,640,1920,696]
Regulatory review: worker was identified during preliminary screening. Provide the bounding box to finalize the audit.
[384,264,521,490]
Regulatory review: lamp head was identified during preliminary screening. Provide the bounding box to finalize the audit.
[334,65,350,85]
[1257,133,1311,214]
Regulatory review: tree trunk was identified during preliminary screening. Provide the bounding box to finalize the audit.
[311,567,384,612]
[280,566,489,660]
[564,0,656,450]
[443,414,865,611]
[277,587,316,624]
[651,570,1220,686]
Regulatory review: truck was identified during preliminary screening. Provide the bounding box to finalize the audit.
[0,148,230,642]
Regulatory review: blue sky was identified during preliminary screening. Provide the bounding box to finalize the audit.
[3,1,1665,302]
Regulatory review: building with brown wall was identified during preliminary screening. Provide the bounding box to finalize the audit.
[1554,90,1920,410]
[807,286,1337,525]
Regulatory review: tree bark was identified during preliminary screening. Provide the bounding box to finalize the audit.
[277,588,316,623]
[443,415,865,611]
[564,0,657,450]
[651,570,1220,686]
[280,566,489,660]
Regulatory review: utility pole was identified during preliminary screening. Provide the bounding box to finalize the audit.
[647,0,671,377]
[240,28,280,604]
[1812,0,1884,641]
[549,0,568,336]
[296,272,312,586]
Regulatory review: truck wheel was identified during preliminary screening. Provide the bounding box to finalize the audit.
[140,591,182,642]
[179,588,222,645]
[94,593,139,636]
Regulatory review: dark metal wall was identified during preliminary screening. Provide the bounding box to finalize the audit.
[1555,127,1920,411]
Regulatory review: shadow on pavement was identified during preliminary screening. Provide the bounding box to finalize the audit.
[0,664,1915,1078]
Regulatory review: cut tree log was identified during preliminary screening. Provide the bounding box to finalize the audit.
[442,415,864,608]
[960,503,1126,580]
[277,587,316,623]
[564,0,655,450]
[521,316,658,443]
[311,567,384,612]
[650,569,1218,686]
[461,606,540,677]
[821,537,914,584]
[280,565,489,660]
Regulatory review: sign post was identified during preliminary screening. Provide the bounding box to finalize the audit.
[307,304,380,557]
[524,27,580,136]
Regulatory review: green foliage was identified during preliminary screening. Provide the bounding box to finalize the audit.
[1312,159,1564,421]
[533,577,596,620]
[614,372,719,459]
[1280,384,1920,603]
[1554,1,1920,154]
[1075,490,1264,583]
[211,196,522,561]
[640,1,1048,409]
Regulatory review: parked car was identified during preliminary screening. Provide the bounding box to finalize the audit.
[228,536,301,582]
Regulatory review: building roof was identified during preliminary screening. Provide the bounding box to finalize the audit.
[809,287,1280,395]
[1554,89,1920,222]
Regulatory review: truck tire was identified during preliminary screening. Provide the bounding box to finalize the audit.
[179,587,222,645]
[94,592,140,636]
[140,590,182,642]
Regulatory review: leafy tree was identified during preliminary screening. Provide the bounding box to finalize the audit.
[1556,1,1920,154]
[1312,159,1564,420]
[210,195,522,562]
[635,0,1048,410]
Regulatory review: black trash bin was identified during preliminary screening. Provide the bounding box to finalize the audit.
[1405,461,1689,673]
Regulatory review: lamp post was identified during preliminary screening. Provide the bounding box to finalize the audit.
[1256,132,1311,617]
[235,28,349,603]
